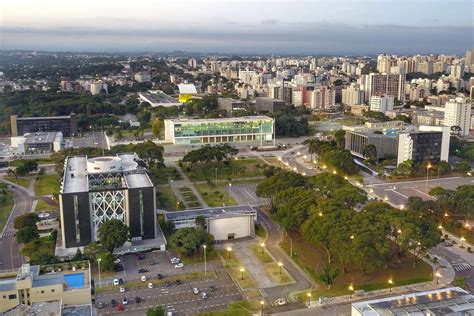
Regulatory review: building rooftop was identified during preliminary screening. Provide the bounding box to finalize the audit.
[5,300,62,316]
[62,304,92,316]
[178,83,197,94]
[24,132,62,144]
[165,205,256,221]
[352,287,474,316]
[139,90,181,107]
[166,115,273,124]
[15,114,74,120]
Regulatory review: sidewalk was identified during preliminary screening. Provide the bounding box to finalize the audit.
[168,163,208,208]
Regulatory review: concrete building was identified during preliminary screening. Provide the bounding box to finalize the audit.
[444,95,472,136]
[349,104,370,116]
[0,263,91,313]
[255,97,286,113]
[165,205,257,241]
[311,86,336,110]
[10,114,77,137]
[217,98,245,116]
[370,95,395,113]
[134,71,151,83]
[352,287,473,316]
[366,73,405,102]
[11,132,63,155]
[164,116,274,145]
[397,125,450,165]
[59,153,156,248]
[177,83,198,103]
[342,85,365,106]
[138,90,182,107]
[89,80,108,95]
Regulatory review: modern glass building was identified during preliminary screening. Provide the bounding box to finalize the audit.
[164,116,274,144]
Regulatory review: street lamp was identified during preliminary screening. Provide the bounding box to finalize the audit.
[278,262,283,274]
[349,285,354,299]
[438,225,443,230]
[350,235,355,240]
[260,243,265,255]
[307,292,312,307]
[435,272,441,285]
[260,300,265,315]
[227,246,232,259]
[332,170,337,174]
[97,258,102,288]
[400,204,405,210]
[388,279,393,293]
[344,176,348,180]
[460,237,466,248]
[240,267,245,280]
[426,163,432,192]
[203,245,207,276]
[318,212,323,217]
[228,183,232,198]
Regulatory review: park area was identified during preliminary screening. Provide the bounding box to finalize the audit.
[280,231,433,299]
[184,158,264,182]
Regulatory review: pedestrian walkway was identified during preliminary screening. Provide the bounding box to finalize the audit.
[168,163,208,208]
[452,262,472,272]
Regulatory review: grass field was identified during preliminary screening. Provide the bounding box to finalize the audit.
[281,231,433,298]
[265,262,292,284]
[4,177,31,188]
[0,192,14,232]
[35,199,59,212]
[218,250,258,290]
[156,186,181,210]
[195,183,236,207]
[197,300,263,316]
[34,174,60,196]
[444,222,474,245]
[185,159,264,182]
[250,244,272,264]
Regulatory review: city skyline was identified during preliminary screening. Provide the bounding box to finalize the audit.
[1,0,473,54]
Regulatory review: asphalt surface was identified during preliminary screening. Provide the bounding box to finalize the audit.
[431,243,474,291]
[228,183,269,207]
[72,131,108,149]
[0,179,34,271]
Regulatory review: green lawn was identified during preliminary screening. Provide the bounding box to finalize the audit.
[4,177,31,188]
[197,301,262,316]
[20,234,57,259]
[443,221,474,245]
[0,192,14,232]
[35,199,59,212]
[34,174,60,196]
[281,231,433,299]
[255,224,266,239]
[250,244,272,264]
[156,186,181,210]
[195,183,236,207]
[185,159,264,182]
[265,262,292,284]
[218,250,258,290]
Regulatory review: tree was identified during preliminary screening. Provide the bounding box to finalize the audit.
[84,242,103,261]
[98,252,115,271]
[362,144,377,163]
[195,215,206,230]
[256,171,307,210]
[16,160,38,176]
[36,167,46,181]
[146,306,165,316]
[30,250,56,265]
[98,219,130,252]
[273,188,317,231]
[169,228,214,257]
[151,118,162,138]
[334,130,346,149]
[316,265,341,289]
[14,213,38,230]
[16,226,39,244]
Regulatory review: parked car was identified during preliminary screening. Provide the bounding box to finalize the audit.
[209,285,216,292]
[138,268,149,273]
[444,242,453,247]
[175,279,182,285]
[113,279,120,286]
[114,264,124,272]
[120,286,125,293]
[274,298,287,306]
[171,257,180,264]
[193,287,199,295]
[165,281,172,287]
[148,282,153,289]
[201,292,208,299]
[135,296,141,303]
[111,299,117,307]
[96,302,104,309]
[157,273,164,279]
[174,263,184,268]
[141,275,147,282]
[135,253,145,260]
[114,258,121,264]
[122,297,128,305]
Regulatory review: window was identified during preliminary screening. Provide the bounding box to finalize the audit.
[41,290,44,294]
[8,294,17,300]
[51,289,55,292]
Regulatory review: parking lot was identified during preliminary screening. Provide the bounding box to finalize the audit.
[94,251,243,315]
[367,176,474,207]
[229,183,269,206]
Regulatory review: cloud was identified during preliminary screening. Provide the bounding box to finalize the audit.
[262,19,279,25]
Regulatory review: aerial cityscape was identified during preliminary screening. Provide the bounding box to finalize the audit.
[0,0,473,315]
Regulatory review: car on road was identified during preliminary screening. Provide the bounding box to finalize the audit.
[141,275,147,282]
[193,287,199,295]
[157,273,164,279]
[201,292,208,299]
[175,263,184,268]
[148,282,153,289]
[209,285,216,292]
[175,279,182,285]
[113,279,120,286]
[138,268,149,273]
[111,299,117,307]
[114,258,121,264]
[444,242,453,247]
[114,264,124,272]
[171,257,180,264]
[135,296,141,303]
[274,298,287,306]
[165,281,172,287]
[96,302,104,309]
[120,286,125,293]
[122,297,128,305]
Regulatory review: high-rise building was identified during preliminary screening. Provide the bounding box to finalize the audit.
[450,64,465,79]
[90,80,108,95]
[188,58,197,68]
[465,49,474,66]
[444,95,471,136]
[342,85,365,106]
[311,86,335,110]
[370,95,395,113]
[366,73,405,101]
[134,71,151,83]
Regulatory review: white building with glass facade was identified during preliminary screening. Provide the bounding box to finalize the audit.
[164,116,274,145]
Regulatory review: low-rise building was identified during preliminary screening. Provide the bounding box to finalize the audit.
[255,97,286,113]
[164,116,274,145]
[134,71,151,83]
[218,98,246,116]
[138,90,182,107]
[11,132,63,155]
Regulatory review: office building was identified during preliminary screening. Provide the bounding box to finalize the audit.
[397,125,450,165]
[138,90,182,107]
[444,95,471,136]
[89,80,108,95]
[164,116,274,145]
[312,86,336,110]
[134,71,151,83]
[370,95,395,113]
[165,205,257,241]
[342,85,365,106]
[217,98,245,116]
[255,97,286,113]
[352,287,473,316]
[366,73,405,101]
[11,132,63,155]
[59,153,156,248]
[187,58,197,68]
[450,64,465,79]
[0,263,91,313]
[10,114,77,137]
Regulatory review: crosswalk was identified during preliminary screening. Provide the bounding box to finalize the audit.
[453,263,472,272]
[1,231,15,238]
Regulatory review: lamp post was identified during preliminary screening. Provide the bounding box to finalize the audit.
[260,300,265,315]
[460,237,466,248]
[278,262,283,274]
[307,292,312,307]
[227,246,232,259]
[435,272,441,285]
[203,245,207,277]
[260,243,265,255]
[349,285,354,300]
[426,163,432,192]
[229,183,232,198]
[388,279,393,293]
[240,268,245,280]
[97,258,102,288]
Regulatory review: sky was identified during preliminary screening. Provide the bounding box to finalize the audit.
[1,0,473,55]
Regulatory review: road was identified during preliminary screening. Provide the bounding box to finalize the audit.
[0,179,34,271]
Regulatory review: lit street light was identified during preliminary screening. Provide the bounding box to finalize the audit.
[349,285,354,299]
[203,244,207,276]
[97,258,102,288]
[240,267,245,280]
[260,300,265,315]
[228,183,232,197]
[227,246,232,259]
[426,163,432,192]
[307,292,312,307]
[460,237,466,248]
[278,262,283,274]
[435,271,441,285]
[260,243,265,254]
[388,279,393,293]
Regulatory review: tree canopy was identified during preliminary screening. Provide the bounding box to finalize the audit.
[98,219,130,252]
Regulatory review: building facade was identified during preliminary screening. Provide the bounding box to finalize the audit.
[366,73,405,102]
[342,85,365,106]
[370,95,395,113]
[444,95,472,136]
[10,114,77,137]
[164,116,274,145]
[255,97,286,113]
[59,153,156,248]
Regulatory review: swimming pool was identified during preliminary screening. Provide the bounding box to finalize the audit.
[63,272,85,289]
